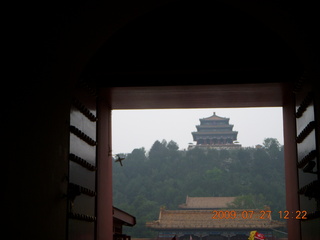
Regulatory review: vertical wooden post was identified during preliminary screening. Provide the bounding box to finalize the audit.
[282,85,301,240]
[96,93,113,240]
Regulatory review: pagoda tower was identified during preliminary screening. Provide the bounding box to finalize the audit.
[191,112,241,149]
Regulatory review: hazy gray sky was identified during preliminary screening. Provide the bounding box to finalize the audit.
[112,107,283,154]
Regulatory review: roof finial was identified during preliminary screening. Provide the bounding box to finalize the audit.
[213,112,216,115]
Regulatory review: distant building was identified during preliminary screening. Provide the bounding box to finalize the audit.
[191,112,241,149]
[179,196,236,210]
[146,196,285,240]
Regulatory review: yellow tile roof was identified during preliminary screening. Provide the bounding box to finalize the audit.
[146,209,285,230]
[179,196,236,209]
[201,112,229,121]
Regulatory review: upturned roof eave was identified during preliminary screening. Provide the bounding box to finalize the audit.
[196,124,234,129]
[200,118,229,122]
[192,131,238,135]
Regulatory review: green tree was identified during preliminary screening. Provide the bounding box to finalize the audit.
[130,148,147,162]
[263,138,281,149]
[113,138,286,236]
[148,139,169,161]
[204,167,223,182]
[167,140,179,151]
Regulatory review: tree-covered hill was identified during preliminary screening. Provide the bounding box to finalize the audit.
[113,138,285,238]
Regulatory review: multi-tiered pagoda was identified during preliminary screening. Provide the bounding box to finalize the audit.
[191,112,241,149]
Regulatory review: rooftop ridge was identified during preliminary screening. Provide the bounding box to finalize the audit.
[201,112,229,121]
[146,207,285,230]
[179,196,236,209]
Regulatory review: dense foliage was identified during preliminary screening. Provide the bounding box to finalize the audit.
[113,138,285,237]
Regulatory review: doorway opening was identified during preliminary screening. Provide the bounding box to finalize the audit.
[112,107,287,239]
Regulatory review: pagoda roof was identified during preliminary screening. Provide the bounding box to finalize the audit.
[146,209,284,230]
[179,196,236,209]
[196,124,233,129]
[201,112,229,121]
[192,131,238,135]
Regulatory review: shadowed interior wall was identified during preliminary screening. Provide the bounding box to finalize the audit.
[7,0,319,239]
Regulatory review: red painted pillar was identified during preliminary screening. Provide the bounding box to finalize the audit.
[96,94,113,240]
[282,87,301,240]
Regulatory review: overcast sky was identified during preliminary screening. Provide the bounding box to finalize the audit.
[112,107,283,154]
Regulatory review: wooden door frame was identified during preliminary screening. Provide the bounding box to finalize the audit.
[96,83,301,240]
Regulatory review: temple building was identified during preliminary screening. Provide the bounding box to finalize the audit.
[191,113,241,149]
[178,196,236,210]
[146,197,285,240]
